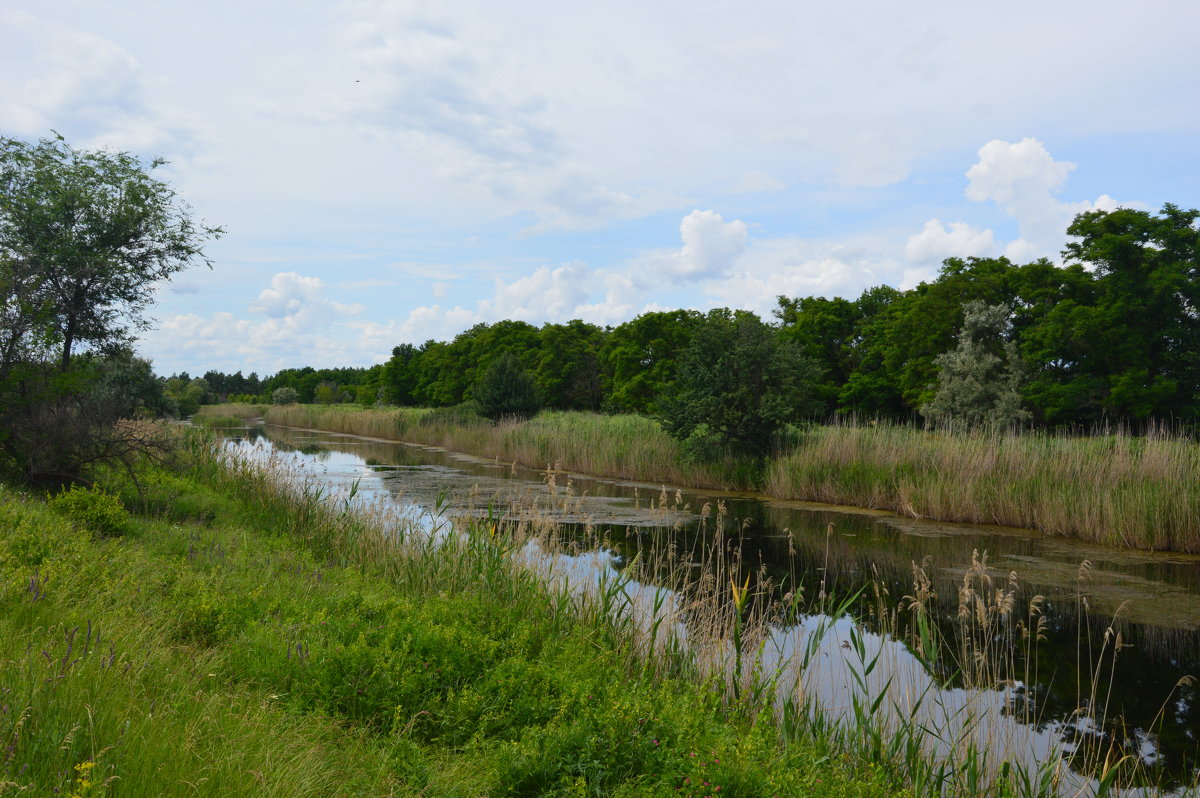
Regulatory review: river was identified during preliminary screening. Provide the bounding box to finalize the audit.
[221,421,1200,793]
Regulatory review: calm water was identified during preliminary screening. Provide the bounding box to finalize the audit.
[223,422,1200,790]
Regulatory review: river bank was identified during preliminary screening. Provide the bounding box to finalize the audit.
[213,404,1200,553]
[0,428,902,796]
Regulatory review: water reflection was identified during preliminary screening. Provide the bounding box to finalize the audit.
[224,423,1200,791]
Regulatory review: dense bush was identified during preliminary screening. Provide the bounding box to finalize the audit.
[48,483,129,537]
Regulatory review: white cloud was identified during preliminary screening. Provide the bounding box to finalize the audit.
[904,219,997,263]
[143,272,365,373]
[0,11,190,154]
[706,238,898,317]
[963,138,1131,262]
[478,261,593,321]
[679,210,748,278]
[250,271,362,321]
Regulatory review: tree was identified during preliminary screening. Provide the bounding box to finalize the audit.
[602,310,702,414]
[662,309,819,460]
[0,134,222,370]
[0,134,219,483]
[272,386,299,405]
[474,352,541,422]
[921,301,1029,429]
[535,320,605,410]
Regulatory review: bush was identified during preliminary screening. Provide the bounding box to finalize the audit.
[272,387,299,405]
[48,484,129,538]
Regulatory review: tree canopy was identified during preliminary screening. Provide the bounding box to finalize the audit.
[197,204,1200,434]
[0,134,219,482]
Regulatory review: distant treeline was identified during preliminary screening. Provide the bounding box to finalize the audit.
[191,205,1200,428]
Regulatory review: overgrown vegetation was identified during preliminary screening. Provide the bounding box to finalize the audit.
[0,431,907,796]
[233,403,1200,552]
[0,133,218,483]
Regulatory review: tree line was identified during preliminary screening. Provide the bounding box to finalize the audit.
[207,203,1200,433]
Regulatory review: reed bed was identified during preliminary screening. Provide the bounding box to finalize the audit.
[766,423,1200,553]
[259,404,738,488]
[239,404,1200,552]
[0,429,900,796]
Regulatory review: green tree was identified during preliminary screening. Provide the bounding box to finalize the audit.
[0,134,218,483]
[663,309,818,459]
[313,381,343,405]
[0,134,221,370]
[474,352,541,422]
[602,310,702,415]
[535,320,605,410]
[921,301,1029,429]
[381,343,419,405]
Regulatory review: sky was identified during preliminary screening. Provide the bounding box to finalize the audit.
[2,0,1197,377]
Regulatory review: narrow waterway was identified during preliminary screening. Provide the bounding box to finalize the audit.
[223,422,1200,792]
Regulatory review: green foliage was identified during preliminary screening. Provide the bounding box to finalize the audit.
[474,352,541,422]
[272,386,299,405]
[312,380,349,405]
[603,309,703,414]
[664,309,819,460]
[534,319,605,410]
[921,301,1030,429]
[0,444,911,797]
[0,134,216,482]
[164,375,211,416]
[0,133,221,371]
[48,483,130,537]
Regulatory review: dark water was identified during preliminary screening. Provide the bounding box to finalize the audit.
[224,423,1200,789]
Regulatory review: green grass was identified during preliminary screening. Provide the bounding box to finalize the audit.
[0,431,903,797]
[765,423,1200,553]
[240,403,1200,552]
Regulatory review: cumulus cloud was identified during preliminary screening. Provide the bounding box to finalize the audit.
[678,210,748,278]
[904,139,1135,266]
[904,219,996,263]
[706,239,899,317]
[964,138,1127,262]
[477,261,593,321]
[143,272,365,373]
[250,271,362,322]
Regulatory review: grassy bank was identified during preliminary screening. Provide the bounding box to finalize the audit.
[257,403,740,488]
[0,431,900,796]
[219,404,1200,552]
[766,424,1200,553]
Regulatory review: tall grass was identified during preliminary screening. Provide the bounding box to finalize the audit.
[212,430,1198,796]
[246,404,1200,552]
[766,423,1200,553]
[0,430,903,796]
[261,403,745,488]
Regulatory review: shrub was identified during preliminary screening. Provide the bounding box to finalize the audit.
[48,484,129,538]
[272,387,300,405]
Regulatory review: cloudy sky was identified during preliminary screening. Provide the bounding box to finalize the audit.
[2,0,1197,376]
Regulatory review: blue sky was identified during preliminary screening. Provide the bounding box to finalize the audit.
[2,0,1197,376]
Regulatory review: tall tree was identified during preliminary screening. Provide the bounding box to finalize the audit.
[602,310,702,415]
[0,134,219,483]
[0,134,222,370]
